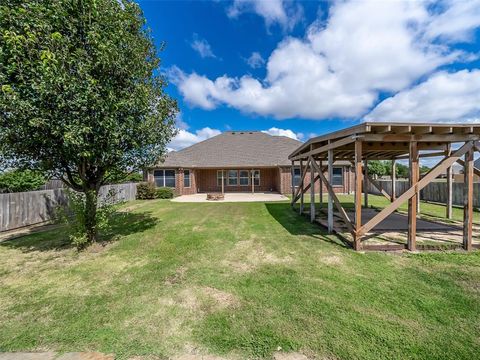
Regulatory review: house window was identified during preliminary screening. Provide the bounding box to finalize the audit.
[154,169,176,188]
[228,170,238,186]
[252,170,260,186]
[292,167,301,187]
[239,170,249,186]
[332,167,343,186]
[217,170,226,186]
[184,170,190,188]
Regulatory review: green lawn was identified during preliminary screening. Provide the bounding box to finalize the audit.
[1,197,479,359]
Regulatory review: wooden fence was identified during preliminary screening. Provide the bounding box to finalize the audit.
[0,183,137,232]
[368,180,480,208]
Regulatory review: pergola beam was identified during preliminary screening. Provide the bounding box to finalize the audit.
[363,133,480,143]
[290,136,356,161]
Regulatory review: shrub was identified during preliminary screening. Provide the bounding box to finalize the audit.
[56,189,117,250]
[136,182,156,199]
[155,187,174,199]
[0,169,46,193]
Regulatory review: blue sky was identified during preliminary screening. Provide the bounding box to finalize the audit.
[138,0,480,150]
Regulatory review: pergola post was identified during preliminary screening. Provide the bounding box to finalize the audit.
[354,140,363,250]
[364,158,369,207]
[327,149,334,233]
[408,141,419,251]
[417,159,421,214]
[446,145,453,219]
[463,143,473,251]
[291,161,295,203]
[300,159,304,214]
[310,160,316,222]
[319,160,323,209]
[391,160,396,202]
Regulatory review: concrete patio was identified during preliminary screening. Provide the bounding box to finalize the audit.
[171,192,288,203]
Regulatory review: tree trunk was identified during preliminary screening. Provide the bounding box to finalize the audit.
[84,189,98,245]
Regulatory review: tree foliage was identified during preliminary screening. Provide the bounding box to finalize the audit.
[0,169,46,193]
[367,160,387,178]
[0,0,177,245]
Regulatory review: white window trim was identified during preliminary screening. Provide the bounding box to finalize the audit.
[239,170,250,186]
[332,166,344,187]
[227,170,238,186]
[184,169,191,188]
[252,170,260,186]
[154,169,176,188]
[292,167,301,188]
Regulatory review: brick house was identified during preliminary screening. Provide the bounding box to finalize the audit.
[145,131,354,195]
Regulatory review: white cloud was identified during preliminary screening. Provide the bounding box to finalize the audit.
[168,127,221,151]
[425,0,480,43]
[172,0,477,120]
[261,127,302,140]
[227,0,303,31]
[365,70,480,123]
[190,34,216,58]
[246,52,265,68]
[175,112,189,130]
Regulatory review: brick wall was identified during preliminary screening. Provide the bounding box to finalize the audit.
[174,169,197,195]
[196,168,278,193]
[148,165,354,196]
[280,165,354,195]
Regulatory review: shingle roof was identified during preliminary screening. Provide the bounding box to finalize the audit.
[475,158,480,169]
[156,131,303,168]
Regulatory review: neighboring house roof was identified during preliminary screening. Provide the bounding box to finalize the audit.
[475,158,480,169]
[156,131,303,168]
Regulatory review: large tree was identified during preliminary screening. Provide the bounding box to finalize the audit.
[0,0,177,244]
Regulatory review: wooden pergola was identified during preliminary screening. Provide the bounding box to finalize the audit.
[289,122,480,251]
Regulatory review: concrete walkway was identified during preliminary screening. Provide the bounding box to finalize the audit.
[172,192,288,203]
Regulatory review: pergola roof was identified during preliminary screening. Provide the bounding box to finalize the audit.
[289,122,480,161]
[289,121,479,253]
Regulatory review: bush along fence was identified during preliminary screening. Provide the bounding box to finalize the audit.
[368,180,480,208]
[0,182,137,233]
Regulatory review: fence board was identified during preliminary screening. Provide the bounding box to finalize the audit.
[368,180,479,208]
[0,183,137,232]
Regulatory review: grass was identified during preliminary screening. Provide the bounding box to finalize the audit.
[0,196,479,359]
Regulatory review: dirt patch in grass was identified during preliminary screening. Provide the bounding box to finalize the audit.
[221,239,293,273]
[165,266,187,285]
[177,286,240,312]
[273,352,310,360]
[318,254,343,266]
